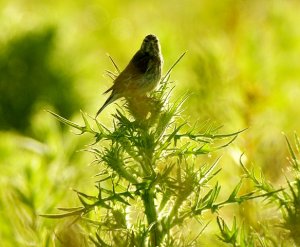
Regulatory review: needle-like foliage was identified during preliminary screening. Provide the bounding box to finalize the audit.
[43,54,273,246]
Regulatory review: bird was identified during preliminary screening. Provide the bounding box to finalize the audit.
[96,34,163,117]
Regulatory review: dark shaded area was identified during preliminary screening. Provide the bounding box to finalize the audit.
[0,27,81,132]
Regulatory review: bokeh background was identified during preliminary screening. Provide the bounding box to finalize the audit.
[1,0,300,246]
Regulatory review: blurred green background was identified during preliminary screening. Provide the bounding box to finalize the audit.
[1,0,300,246]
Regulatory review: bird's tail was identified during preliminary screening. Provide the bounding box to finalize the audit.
[96,93,117,117]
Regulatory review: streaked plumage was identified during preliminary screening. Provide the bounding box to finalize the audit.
[96,34,163,117]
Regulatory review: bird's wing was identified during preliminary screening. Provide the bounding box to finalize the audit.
[111,64,145,92]
[105,51,150,94]
[102,64,139,94]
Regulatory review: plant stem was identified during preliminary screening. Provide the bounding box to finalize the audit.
[142,186,162,246]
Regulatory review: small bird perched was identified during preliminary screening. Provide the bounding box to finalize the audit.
[96,34,163,117]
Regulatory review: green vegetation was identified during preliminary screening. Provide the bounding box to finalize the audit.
[1,1,300,246]
[0,27,80,132]
[42,65,257,246]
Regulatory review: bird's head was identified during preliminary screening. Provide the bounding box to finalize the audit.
[140,34,161,57]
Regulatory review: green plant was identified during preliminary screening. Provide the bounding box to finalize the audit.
[42,54,274,246]
[216,133,300,247]
[216,215,277,247]
[240,133,300,246]
[0,27,80,132]
[282,134,300,245]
